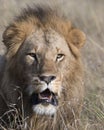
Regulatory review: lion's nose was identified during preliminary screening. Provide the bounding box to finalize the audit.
[39,75,56,84]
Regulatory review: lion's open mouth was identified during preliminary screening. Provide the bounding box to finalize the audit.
[31,89,58,106]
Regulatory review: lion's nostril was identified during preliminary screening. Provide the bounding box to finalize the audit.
[50,76,56,81]
[39,75,56,84]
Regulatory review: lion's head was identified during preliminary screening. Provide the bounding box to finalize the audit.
[1,6,86,129]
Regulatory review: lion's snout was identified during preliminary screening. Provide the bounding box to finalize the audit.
[39,75,56,85]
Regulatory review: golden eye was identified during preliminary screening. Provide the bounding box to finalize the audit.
[56,54,65,62]
[27,53,38,62]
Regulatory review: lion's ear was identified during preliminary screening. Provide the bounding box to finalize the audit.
[69,29,86,48]
[3,25,17,48]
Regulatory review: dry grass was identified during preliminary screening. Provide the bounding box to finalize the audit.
[0,0,104,130]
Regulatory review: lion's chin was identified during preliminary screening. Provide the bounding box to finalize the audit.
[32,104,57,115]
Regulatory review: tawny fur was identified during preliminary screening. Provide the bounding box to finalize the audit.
[0,6,86,130]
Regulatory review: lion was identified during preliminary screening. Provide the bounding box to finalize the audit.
[0,6,86,130]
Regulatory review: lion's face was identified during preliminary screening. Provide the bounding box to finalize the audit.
[16,28,74,115]
[3,8,86,118]
[1,7,86,129]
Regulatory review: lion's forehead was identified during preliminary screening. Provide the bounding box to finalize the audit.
[26,28,70,54]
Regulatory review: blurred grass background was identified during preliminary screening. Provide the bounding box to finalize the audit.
[0,0,104,130]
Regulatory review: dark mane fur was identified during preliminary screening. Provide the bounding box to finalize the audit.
[15,5,65,24]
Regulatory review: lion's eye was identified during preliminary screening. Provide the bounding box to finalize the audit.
[27,53,38,62]
[56,54,65,62]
